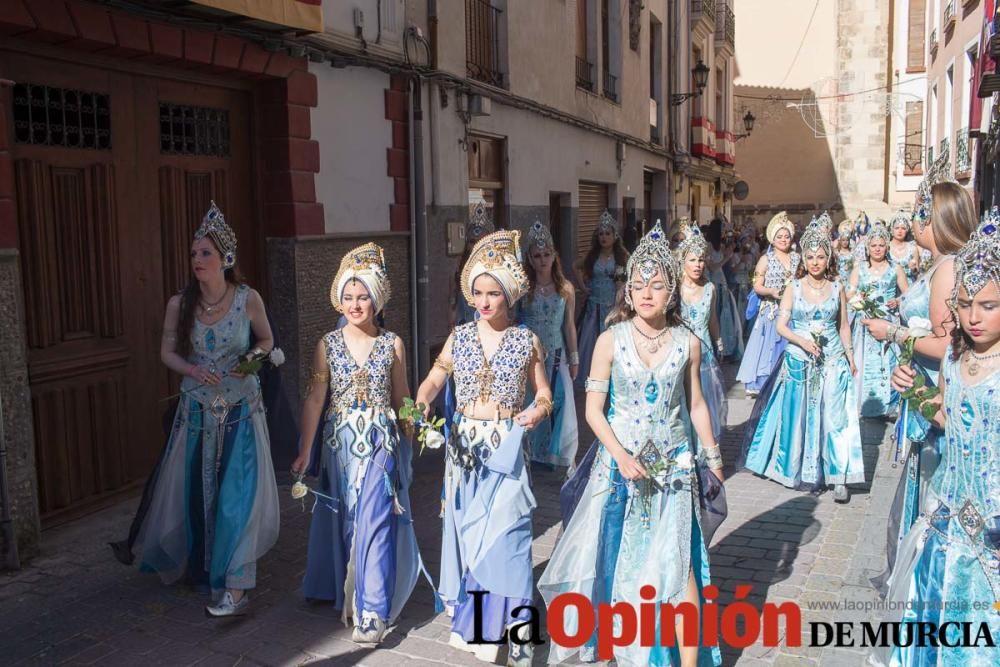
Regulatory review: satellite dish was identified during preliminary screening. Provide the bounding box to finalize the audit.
[734,181,750,201]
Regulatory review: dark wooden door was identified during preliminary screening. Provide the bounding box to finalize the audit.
[5,52,255,525]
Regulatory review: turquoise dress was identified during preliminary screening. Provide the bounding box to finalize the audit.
[708,249,743,359]
[851,262,901,418]
[539,324,721,666]
[681,283,727,442]
[520,291,579,467]
[138,285,280,594]
[576,256,619,387]
[890,240,920,284]
[872,349,1000,667]
[745,281,865,489]
[836,251,854,285]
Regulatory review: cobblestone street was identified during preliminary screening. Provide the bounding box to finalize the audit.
[0,366,901,666]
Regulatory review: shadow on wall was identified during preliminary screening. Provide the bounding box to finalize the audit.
[732,87,846,232]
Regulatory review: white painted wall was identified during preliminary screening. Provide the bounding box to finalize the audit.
[310,64,394,234]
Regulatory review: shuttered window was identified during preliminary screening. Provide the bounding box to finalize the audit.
[907,0,926,72]
[578,181,610,260]
[577,0,588,60]
[904,101,924,175]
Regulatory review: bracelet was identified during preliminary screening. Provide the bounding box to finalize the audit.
[535,396,554,416]
[585,378,610,393]
[893,326,911,346]
[568,351,580,366]
[433,358,453,376]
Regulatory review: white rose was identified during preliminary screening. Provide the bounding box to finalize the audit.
[423,430,446,450]
[269,347,286,367]
[907,317,933,339]
[808,322,825,336]
[290,481,309,500]
[674,451,694,469]
[847,294,865,311]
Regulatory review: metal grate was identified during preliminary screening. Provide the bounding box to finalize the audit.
[12,83,111,150]
[159,103,230,157]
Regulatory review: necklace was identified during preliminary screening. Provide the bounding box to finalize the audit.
[632,321,669,353]
[804,278,827,296]
[199,285,230,314]
[536,281,555,296]
[966,349,1000,376]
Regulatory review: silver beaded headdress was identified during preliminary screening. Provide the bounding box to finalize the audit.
[890,208,911,232]
[675,219,708,260]
[952,207,1000,304]
[799,218,833,257]
[467,201,495,243]
[525,220,555,252]
[194,201,238,269]
[815,211,834,236]
[914,148,955,230]
[624,219,677,309]
[596,209,618,237]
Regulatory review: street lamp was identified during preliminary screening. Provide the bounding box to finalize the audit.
[670,60,711,106]
[735,110,756,141]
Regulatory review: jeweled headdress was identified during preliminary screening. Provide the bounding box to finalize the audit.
[675,219,708,260]
[766,211,795,244]
[865,220,891,249]
[596,209,618,237]
[815,211,834,236]
[915,148,955,229]
[194,201,238,268]
[837,220,854,239]
[525,220,555,252]
[330,242,391,314]
[624,220,677,309]
[854,211,871,237]
[952,207,1000,305]
[799,218,833,257]
[467,201,495,244]
[461,230,530,306]
[890,208,911,232]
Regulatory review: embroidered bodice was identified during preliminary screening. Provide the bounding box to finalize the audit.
[181,284,257,405]
[589,255,618,307]
[681,283,716,364]
[933,352,1000,572]
[519,291,566,361]
[324,329,396,413]
[760,250,801,318]
[452,322,534,412]
[836,251,854,282]
[890,240,919,282]
[607,323,692,460]
[856,262,900,311]
[787,280,845,361]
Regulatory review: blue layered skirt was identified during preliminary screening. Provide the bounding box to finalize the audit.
[527,351,579,468]
[852,318,900,418]
[736,305,786,393]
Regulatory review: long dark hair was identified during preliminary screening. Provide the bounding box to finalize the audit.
[580,228,629,282]
[794,247,837,281]
[525,248,568,304]
[176,239,246,358]
[949,309,971,362]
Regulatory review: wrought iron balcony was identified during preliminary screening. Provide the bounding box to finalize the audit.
[956,127,972,175]
[927,145,934,167]
[715,4,735,47]
[603,70,619,103]
[466,0,504,87]
[944,1,956,32]
[940,136,949,157]
[930,28,939,56]
[576,57,595,92]
[691,0,716,27]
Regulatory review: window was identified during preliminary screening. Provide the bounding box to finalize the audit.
[904,101,924,175]
[468,134,506,229]
[577,0,595,91]
[13,83,111,150]
[466,0,505,87]
[907,0,927,72]
[715,67,725,132]
[601,0,621,102]
[159,104,231,157]
[649,15,663,143]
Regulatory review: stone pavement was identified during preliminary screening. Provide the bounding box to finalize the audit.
[0,364,902,666]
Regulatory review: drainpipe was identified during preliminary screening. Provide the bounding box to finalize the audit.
[408,77,430,385]
[0,364,19,570]
[666,0,677,220]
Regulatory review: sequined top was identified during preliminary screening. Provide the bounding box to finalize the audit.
[787,280,846,361]
[589,256,619,307]
[681,283,717,364]
[452,321,534,412]
[181,284,258,406]
[760,250,801,318]
[323,329,396,413]
[519,291,566,361]
[607,323,692,459]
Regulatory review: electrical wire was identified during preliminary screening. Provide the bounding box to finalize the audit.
[779,0,822,88]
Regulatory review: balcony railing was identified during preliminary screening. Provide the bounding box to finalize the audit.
[715,4,735,47]
[691,0,716,26]
[940,136,949,157]
[944,1,956,31]
[956,127,971,174]
[930,28,939,55]
[927,145,934,167]
[576,57,595,91]
[466,0,504,87]
[603,70,619,103]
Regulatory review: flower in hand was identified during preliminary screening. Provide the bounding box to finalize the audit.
[897,317,933,365]
[233,347,286,376]
[398,397,446,454]
[899,374,941,422]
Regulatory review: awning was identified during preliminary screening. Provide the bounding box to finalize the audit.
[190,0,323,33]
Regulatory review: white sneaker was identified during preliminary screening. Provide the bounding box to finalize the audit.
[449,632,501,663]
[205,591,249,617]
[833,484,850,503]
[352,611,387,644]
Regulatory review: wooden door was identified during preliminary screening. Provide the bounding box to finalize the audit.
[5,51,255,525]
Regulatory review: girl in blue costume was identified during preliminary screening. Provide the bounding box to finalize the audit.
[888,209,922,284]
[737,212,801,397]
[705,221,744,360]
[540,221,725,667]
[835,221,856,285]
[861,158,978,585]
[416,230,553,666]
[677,223,728,444]
[744,219,865,503]
[137,203,280,617]
[576,210,630,388]
[846,222,908,418]
[290,243,420,644]
[520,222,580,469]
[870,211,1000,667]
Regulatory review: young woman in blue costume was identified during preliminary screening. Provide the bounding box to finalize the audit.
[520,222,580,469]
[540,221,725,667]
[137,203,280,617]
[677,224,728,444]
[576,210,630,388]
[835,221,856,285]
[870,211,1000,667]
[861,154,978,582]
[737,212,801,397]
[415,230,552,666]
[846,222,908,418]
[290,244,420,645]
[705,221,744,360]
[888,209,922,284]
[744,218,865,503]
